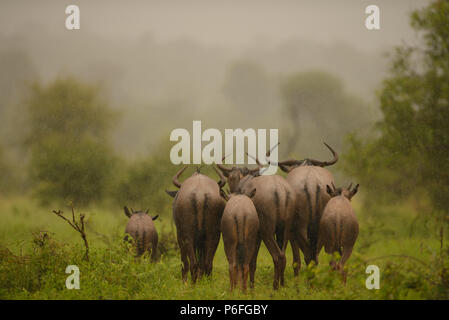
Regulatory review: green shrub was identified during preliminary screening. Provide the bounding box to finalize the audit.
[24,77,118,206]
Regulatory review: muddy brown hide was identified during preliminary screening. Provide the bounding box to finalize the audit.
[218,156,296,289]
[166,167,225,283]
[221,191,259,292]
[276,142,338,275]
[285,166,334,271]
[124,207,159,261]
[240,174,295,289]
[317,183,359,283]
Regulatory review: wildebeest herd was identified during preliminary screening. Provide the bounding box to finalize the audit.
[124,143,360,292]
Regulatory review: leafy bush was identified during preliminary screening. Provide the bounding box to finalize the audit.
[24,77,118,206]
[342,0,449,215]
[30,136,116,206]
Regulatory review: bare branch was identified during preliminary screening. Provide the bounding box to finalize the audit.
[51,205,89,261]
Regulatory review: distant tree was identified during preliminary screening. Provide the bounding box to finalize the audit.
[25,77,114,146]
[281,71,372,153]
[26,77,117,206]
[342,0,449,214]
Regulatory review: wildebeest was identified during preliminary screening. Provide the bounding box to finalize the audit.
[216,160,260,193]
[217,162,295,289]
[166,166,226,282]
[317,182,359,283]
[273,142,338,275]
[124,206,159,261]
[221,187,259,292]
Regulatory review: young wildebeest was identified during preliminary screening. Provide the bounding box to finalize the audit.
[317,183,359,283]
[221,187,259,292]
[272,142,338,275]
[166,166,226,283]
[217,161,295,290]
[124,206,159,261]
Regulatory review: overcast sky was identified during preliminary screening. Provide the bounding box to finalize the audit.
[0,0,429,52]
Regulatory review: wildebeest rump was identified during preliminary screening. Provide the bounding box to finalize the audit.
[274,142,338,275]
[166,166,226,282]
[317,182,359,283]
[124,206,159,261]
[221,188,259,292]
[217,162,295,290]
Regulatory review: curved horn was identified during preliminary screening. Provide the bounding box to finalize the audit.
[308,142,338,167]
[267,142,304,167]
[248,167,261,174]
[245,152,263,174]
[216,154,233,173]
[213,165,226,188]
[265,142,304,168]
[172,166,188,188]
[276,159,304,166]
[347,182,353,190]
[266,142,280,157]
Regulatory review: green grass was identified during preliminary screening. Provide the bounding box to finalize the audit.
[0,196,447,300]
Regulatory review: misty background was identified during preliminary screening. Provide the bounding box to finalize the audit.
[0,0,429,160]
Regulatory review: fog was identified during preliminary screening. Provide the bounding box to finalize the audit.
[0,0,430,157]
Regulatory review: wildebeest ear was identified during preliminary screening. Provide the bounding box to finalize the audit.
[152,215,159,221]
[124,206,132,218]
[349,184,359,199]
[165,190,178,198]
[326,185,333,196]
[248,188,257,198]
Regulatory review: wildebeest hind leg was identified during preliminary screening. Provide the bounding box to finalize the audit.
[290,239,301,277]
[204,232,220,277]
[262,235,284,290]
[242,264,250,293]
[150,241,157,262]
[179,245,189,282]
[338,247,353,284]
[185,241,199,283]
[249,236,261,288]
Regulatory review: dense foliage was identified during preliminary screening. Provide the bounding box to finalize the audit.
[25,77,117,206]
[343,0,449,216]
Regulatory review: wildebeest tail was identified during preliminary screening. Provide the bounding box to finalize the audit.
[305,184,320,261]
[235,215,246,266]
[335,214,343,255]
[136,229,146,256]
[192,193,207,267]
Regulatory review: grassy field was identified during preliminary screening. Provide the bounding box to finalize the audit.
[0,195,447,300]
